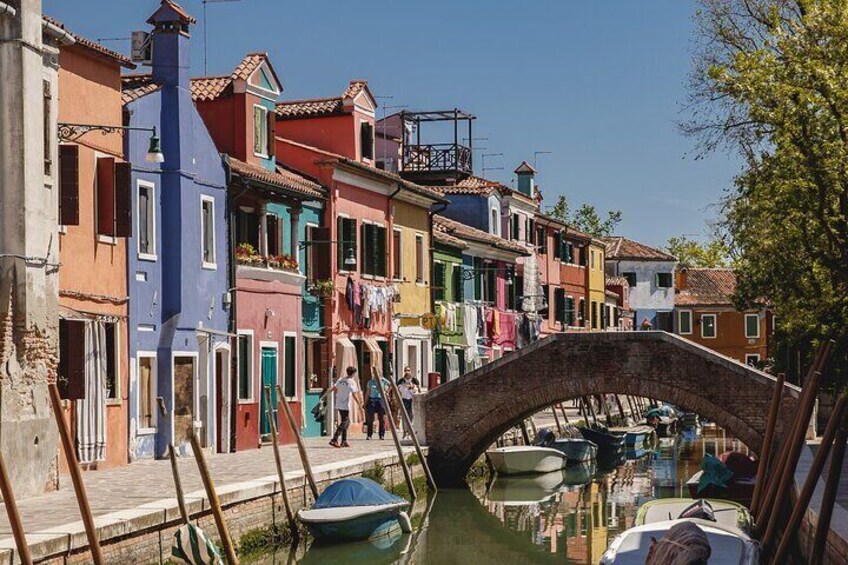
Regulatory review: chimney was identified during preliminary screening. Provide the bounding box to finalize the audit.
[147,0,196,88]
[676,268,688,290]
[514,161,536,197]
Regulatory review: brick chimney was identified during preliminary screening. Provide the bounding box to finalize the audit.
[676,267,688,291]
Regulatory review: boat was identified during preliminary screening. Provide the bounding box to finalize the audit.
[297,477,411,542]
[487,463,594,505]
[485,445,568,476]
[578,424,625,456]
[600,518,760,564]
[551,437,598,463]
[643,406,679,437]
[636,498,754,532]
[686,452,757,507]
[608,424,656,448]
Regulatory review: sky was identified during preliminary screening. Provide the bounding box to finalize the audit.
[43,0,742,248]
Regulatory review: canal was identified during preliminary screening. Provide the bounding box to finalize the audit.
[249,423,748,563]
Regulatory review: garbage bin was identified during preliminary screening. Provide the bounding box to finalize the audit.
[427,372,442,390]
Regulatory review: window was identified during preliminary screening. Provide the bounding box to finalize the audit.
[578,298,586,325]
[656,272,673,288]
[511,273,523,311]
[656,311,673,332]
[392,228,402,280]
[537,227,547,254]
[600,304,607,329]
[137,180,156,259]
[490,209,500,235]
[138,355,156,430]
[483,262,497,303]
[59,145,80,225]
[237,332,254,401]
[554,288,565,324]
[434,262,446,301]
[553,231,562,259]
[745,354,761,367]
[701,314,717,338]
[415,234,425,283]
[745,314,760,339]
[565,296,576,327]
[527,218,535,244]
[360,122,374,160]
[361,222,387,277]
[237,209,260,249]
[265,213,280,256]
[678,310,693,335]
[59,319,85,400]
[591,301,598,329]
[337,216,357,271]
[590,250,596,270]
[623,272,637,287]
[201,196,216,268]
[105,323,119,400]
[564,241,575,264]
[253,105,268,156]
[44,80,52,176]
[96,157,132,238]
[511,214,520,241]
[452,264,464,302]
[283,334,296,398]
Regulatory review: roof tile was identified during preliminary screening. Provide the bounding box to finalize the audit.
[121,73,160,104]
[227,157,324,200]
[433,216,530,256]
[603,236,676,261]
[276,79,370,119]
[675,268,736,307]
[190,75,232,102]
[44,15,136,69]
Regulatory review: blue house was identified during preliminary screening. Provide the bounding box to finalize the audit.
[123,0,230,459]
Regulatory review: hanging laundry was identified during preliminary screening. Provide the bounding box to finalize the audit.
[345,276,355,312]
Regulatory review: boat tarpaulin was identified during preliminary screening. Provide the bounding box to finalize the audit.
[697,453,735,494]
[312,478,406,509]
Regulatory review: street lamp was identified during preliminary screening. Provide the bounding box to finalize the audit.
[297,240,357,268]
[57,123,164,163]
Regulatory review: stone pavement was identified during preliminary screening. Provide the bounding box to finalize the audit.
[0,436,409,549]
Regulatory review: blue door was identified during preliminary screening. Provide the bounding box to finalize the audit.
[260,347,277,437]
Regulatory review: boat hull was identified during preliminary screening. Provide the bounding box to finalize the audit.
[578,426,625,455]
[298,504,408,543]
[687,471,756,507]
[486,446,568,476]
[551,438,598,463]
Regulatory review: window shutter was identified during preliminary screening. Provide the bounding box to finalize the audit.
[97,157,116,236]
[453,264,463,302]
[528,219,535,244]
[376,226,386,277]
[59,145,80,226]
[114,162,132,237]
[434,263,446,301]
[349,219,357,272]
[361,223,370,275]
[336,216,345,270]
[553,232,561,258]
[266,109,276,158]
[311,227,331,280]
[59,320,86,400]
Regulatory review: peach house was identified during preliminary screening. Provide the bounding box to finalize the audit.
[53,17,137,469]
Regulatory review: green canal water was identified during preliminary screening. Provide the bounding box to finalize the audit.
[249,424,748,564]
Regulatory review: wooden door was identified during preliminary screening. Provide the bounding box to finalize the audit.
[173,356,196,449]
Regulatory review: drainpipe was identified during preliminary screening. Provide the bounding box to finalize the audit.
[428,200,449,316]
[0,2,16,18]
[42,19,75,46]
[223,155,239,452]
[386,185,402,375]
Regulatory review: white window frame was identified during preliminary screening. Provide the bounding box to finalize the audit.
[744,313,760,339]
[237,330,255,403]
[136,352,158,435]
[282,331,299,401]
[137,179,157,261]
[200,195,217,270]
[678,310,693,335]
[490,208,499,236]
[253,104,268,158]
[745,354,761,366]
[392,227,403,281]
[701,313,717,339]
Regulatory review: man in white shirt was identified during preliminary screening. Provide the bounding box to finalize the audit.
[396,366,420,438]
[329,366,363,448]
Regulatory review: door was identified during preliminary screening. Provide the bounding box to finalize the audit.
[215,349,229,453]
[259,347,277,438]
[173,356,196,449]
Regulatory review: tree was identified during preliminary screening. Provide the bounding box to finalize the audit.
[686,0,848,385]
[548,195,622,238]
[665,235,729,268]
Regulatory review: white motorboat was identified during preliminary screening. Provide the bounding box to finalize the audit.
[600,518,760,564]
[635,498,753,532]
[485,445,568,476]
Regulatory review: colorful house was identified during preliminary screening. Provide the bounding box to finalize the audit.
[191,52,327,448]
[606,276,634,331]
[431,221,469,379]
[674,268,772,366]
[603,236,677,331]
[275,81,445,394]
[122,0,230,459]
[54,16,137,469]
[586,238,608,330]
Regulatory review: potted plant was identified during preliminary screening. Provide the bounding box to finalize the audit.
[309,279,335,298]
[235,243,262,266]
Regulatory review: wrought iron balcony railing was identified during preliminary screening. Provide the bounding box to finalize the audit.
[402,143,472,174]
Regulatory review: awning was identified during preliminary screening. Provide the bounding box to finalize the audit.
[335,336,357,377]
[58,305,121,323]
[363,336,383,377]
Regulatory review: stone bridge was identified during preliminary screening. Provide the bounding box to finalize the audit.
[416,331,802,486]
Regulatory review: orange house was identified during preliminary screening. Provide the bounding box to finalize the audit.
[53,17,137,469]
[674,268,772,366]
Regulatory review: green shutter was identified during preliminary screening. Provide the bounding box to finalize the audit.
[284,336,296,398]
[376,226,386,277]
[434,263,446,301]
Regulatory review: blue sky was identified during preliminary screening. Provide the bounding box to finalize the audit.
[44,0,740,248]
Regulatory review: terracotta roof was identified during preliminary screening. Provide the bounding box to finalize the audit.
[121,73,160,104]
[147,0,196,25]
[603,236,676,261]
[514,160,536,174]
[278,138,446,204]
[227,157,324,200]
[434,175,537,206]
[433,223,469,250]
[606,276,630,288]
[675,268,737,307]
[43,16,136,69]
[433,216,530,257]
[276,80,371,119]
[190,75,232,102]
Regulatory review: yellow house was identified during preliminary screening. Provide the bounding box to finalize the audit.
[391,195,443,381]
[586,239,608,329]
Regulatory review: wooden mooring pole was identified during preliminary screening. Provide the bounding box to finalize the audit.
[275,384,318,500]
[551,404,564,435]
[48,383,103,565]
[0,445,32,565]
[157,398,189,525]
[264,387,296,531]
[750,373,785,517]
[559,403,570,425]
[388,377,438,492]
[373,369,417,500]
[810,418,848,565]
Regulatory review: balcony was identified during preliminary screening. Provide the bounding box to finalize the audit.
[235,249,305,287]
[402,143,472,176]
[394,109,475,184]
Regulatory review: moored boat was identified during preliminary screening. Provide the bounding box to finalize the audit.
[644,406,680,437]
[297,478,411,543]
[551,437,598,463]
[609,424,656,448]
[485,445,568,476]
[686,452,757,507]
[636,498,753,532]
[578,424,626,456]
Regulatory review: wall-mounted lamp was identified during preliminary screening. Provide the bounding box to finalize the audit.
[58,123,164,163]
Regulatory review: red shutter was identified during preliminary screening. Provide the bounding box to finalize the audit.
[312,227,331,280]
[267,110,276,158]
[59,145,80,226]
[97,157,116,236]
[59,320,86,400]
[114,162,132,238]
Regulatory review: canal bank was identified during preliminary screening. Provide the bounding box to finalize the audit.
[794,443,848,564]
[0,440,424,564]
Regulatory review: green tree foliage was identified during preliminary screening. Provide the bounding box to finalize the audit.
[549,195,622,238]
[665,235,729,268]
[686,0,848,384]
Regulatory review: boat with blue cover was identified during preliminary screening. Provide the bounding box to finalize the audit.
[609,424,656,448]
[297,478,412,542]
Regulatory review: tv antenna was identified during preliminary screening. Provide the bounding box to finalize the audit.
[533,151,552,169]
[203,0,242,75]
[481,152,504,174]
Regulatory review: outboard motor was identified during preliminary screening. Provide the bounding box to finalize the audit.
[533,427,556,448]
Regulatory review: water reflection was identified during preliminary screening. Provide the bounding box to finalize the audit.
[253,424,748,564]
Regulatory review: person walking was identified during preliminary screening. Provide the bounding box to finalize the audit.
[328,366,363,448]
[397,366,420,438]
[364,370,392,440]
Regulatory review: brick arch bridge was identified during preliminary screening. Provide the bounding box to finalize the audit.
[417,331,802,486]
